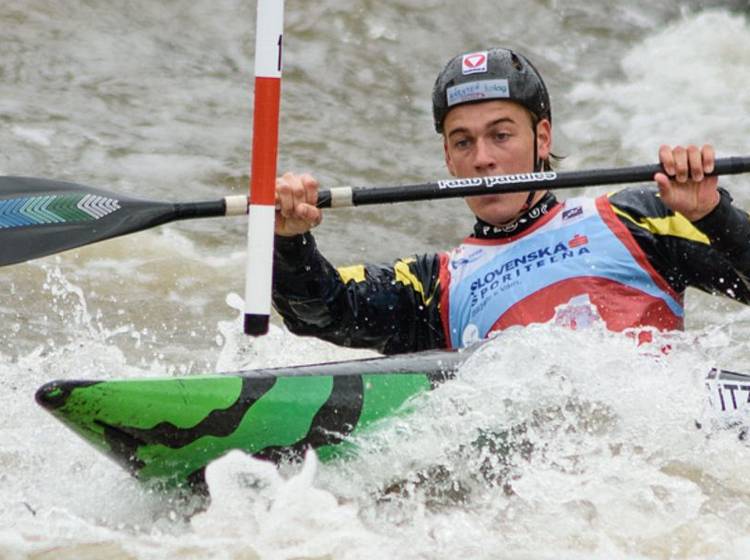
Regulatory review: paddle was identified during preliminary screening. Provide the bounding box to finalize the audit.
[0,176,248,267]
[2,155,749,267]
[318,155,750,207]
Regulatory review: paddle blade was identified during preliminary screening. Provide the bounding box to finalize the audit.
[1,176,180,266]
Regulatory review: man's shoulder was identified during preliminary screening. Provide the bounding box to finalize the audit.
[603,185,713,246]
[605,185,669,220]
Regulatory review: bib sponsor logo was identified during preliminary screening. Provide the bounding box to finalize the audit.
[462,52,487,75]
[553,294,602,330]
[562,206,583,221]
[568,234,588,248]
[467,239,592,307]
[451,247,485,270]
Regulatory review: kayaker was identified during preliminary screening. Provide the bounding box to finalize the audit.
[271,47,750,353]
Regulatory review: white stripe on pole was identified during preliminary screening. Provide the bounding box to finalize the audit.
[244,0,285,335]
[254,1,283,79]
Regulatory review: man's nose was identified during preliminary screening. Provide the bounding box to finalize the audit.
[473,138,496,172]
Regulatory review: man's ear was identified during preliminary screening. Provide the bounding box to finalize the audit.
[536,119,552,160]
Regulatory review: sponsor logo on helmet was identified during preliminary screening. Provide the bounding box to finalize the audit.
[447,79,509,107]
[461,52,488,75]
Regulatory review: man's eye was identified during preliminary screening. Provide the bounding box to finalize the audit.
[454,139,470,149]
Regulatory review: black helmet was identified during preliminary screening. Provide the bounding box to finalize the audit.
[432,48,551,133]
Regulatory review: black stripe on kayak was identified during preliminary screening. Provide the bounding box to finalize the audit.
[187,372,446,487]
[100,422,148,475]
[185,374,364,490]
[254,373,365,464]
[100,375,278,454]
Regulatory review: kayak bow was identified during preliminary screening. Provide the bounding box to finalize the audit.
[35,346,750,488]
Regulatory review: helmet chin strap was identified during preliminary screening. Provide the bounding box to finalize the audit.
[519,191,537,213]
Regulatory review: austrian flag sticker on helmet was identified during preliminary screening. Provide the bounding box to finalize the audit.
[462,52,488,75]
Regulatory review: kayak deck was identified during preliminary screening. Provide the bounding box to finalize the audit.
[35,349,464,487]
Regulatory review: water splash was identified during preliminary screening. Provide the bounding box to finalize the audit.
[213,292,376,372]
[564,9,750,177]
[191,450,395,560]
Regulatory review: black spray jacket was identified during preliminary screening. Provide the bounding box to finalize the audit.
[272,186,750,354]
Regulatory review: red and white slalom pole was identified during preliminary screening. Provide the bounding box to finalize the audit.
[244,0,285,335]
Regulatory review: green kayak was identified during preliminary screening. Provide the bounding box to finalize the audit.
[35,344,750,488]
[35,348,465,487]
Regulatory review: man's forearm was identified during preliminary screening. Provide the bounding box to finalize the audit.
[693,188,750,278]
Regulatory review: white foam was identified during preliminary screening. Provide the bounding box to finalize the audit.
[189,450,395,559]
[12,126,55,146]
[5,4,750,559]
[565,10,750,177]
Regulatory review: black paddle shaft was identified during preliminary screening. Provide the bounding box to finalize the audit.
[2,155,749,266]
[317,156,750,208]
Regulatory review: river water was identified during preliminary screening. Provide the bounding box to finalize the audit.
[2,1,750,558]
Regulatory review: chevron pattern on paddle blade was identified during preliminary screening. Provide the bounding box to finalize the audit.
[0,193,121,228]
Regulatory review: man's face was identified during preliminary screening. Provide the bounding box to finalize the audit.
[443,100,551,226]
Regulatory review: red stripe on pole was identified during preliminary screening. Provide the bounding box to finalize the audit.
[249,76,281,206]
[243,0,284,336]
